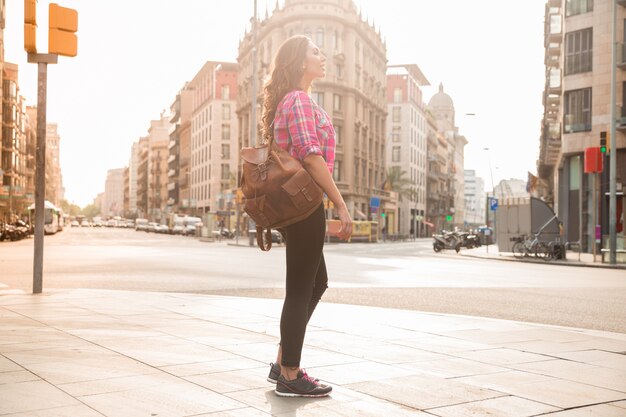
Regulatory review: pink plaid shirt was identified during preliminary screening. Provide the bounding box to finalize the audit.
[273,90,336,174]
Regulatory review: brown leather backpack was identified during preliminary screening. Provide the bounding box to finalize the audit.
[240,144,323,251]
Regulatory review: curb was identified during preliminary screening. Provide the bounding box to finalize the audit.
[461,251,626,270]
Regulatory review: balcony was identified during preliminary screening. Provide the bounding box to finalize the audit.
[617,106,626,132]
[547,42,561,57]
[618,43,626,69]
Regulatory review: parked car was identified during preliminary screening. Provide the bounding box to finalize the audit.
[70,220,80,227]
[155,224,170,234]
[135,218,149,232]
[146,222,158,233]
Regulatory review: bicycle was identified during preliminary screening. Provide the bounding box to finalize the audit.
[511,234,550,260]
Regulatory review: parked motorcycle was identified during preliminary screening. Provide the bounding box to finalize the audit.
[432,231,462,253]
[454,231,481,249]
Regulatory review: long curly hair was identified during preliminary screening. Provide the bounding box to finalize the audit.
[261,35,310,145]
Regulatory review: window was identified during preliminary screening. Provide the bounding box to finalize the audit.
[221,164,230,180]
[332,30,339,50]
[316,28,324,47]
[392,107,401,123]
[222,124,230,140]
[564,88,592,133]
[222,85,230,100]
[333,94,342,112]
[222,104,231,120]
[393,88,402,103]
[336,64,343,78]
[392,126,401,142]
[311,92,324,108]
[335,125,342,145]
[221,144,230,159]
[392,146,401,162]
[565,28,592,75]
[333,160,342,182]
[566,0,593,17]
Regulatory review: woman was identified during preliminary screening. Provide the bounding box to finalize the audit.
[261,35,353,398]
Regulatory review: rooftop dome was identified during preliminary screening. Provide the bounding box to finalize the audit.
[428,83,454,109]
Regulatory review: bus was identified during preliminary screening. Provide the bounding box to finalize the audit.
[28,201,63,234]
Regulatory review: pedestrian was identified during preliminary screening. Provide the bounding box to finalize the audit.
[261,35,352,398]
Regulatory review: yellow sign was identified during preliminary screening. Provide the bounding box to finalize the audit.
[24,0,37,53]
[48,3,78,57]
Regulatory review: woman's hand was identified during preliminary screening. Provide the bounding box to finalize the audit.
[336,204,353,241]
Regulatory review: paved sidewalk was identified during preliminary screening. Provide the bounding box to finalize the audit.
[461,245,626,270]
[1,289,626,417]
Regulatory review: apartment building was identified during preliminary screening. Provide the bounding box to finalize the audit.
[188,62,238,214]
[539,0,626,252]
[237,0,389,220]
[386,64,430,237]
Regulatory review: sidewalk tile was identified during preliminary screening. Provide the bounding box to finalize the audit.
[224,386,338,415]
[452,370,556,392]
[391,334,493,354]
[3,345,121,366]
[426,395,560,417]
[0,404,105,417]
[159,357,266,377]
[541,403,626,416]
[0,355,23,372]
[397,357,508,378]
[192,408,271,417]
[273,399,431,416]
[0,369,40,384]
[57,372,178,397]
[346,374,505,410]
[0,380,79,415]
[308,361,416,385]
[452,347,552,365]
[78,379,247,417]
[184,367,269,393]
[501,378,626,408]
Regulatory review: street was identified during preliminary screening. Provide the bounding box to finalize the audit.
[1,227,625,333]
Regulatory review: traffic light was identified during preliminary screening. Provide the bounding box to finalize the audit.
[600,131,607,153]
[381,212,386,219]
[446,215,453,222]
[48,3,78,57]
[24,0,37,53]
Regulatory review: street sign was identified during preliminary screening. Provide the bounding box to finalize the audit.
[489,197,498,211]
[370,196,380,208]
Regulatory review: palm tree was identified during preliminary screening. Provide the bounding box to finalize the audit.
[383,167,413,202]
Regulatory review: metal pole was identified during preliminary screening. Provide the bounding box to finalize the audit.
[250,0,258,147]
[33,62,48,294]
[609,0,618,265]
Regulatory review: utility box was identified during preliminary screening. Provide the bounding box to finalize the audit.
[496,197,561,252]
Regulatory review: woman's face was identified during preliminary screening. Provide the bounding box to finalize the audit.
[302,41,326,80]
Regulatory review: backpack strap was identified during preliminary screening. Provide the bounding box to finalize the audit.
[256,226,273,251]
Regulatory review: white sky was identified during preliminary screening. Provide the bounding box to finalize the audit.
[5,0,546,207]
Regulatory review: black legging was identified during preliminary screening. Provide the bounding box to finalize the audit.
[279,204,328,368]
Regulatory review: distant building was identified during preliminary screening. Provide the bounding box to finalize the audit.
[494,178,528,202]
[386,64,430,237]
[427,83,467,229]
[464,169,486,226]
[167,83,193,214]
[188,61,239,214]
[45,124,64,206]
[103,168,124,217]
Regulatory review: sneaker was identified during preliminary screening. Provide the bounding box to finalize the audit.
[275,370,332,398]
[267,362,281,384]
[268,362,319,384]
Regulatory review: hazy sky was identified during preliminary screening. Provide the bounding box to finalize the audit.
[5,0,545,207]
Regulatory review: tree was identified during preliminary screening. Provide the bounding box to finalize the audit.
[59,199,81,217]
[82,204,100,219]
[383,167,412,201]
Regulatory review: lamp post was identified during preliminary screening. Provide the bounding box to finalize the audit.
[483,147,497,251]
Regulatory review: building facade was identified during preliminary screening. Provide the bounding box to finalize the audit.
[426,112,453,232]
[189,62,239,214]
[386,64,430,237]
[45,123,64,206]
[539,0,626,253]
[427,83,467,230]
[103,168,124,217]
[464,169,486,226]
[1,63,36,220]
[237,0,389,221]
[167,83,193,214]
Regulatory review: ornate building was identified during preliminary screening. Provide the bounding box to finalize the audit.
[427,84,467,229]
[236,0,389,220]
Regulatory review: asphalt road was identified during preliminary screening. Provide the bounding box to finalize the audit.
[1,227,625,333]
